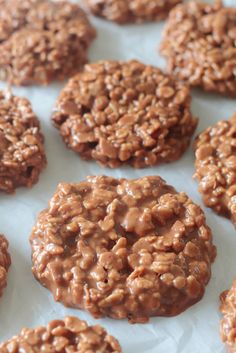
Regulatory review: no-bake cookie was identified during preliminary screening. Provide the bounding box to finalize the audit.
[160,1,236,97]
[52,60,197,168]
[30,176,216,323]
[194,113,236,227]
[0,316,121,352]
[220,279,236,353]
[0,90,46,193]
[84,0,182,24]
[0,234,11,298]
[0,0,96,85]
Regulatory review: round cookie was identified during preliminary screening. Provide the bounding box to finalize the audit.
[52,60,198,168]
[84,0,182,24]
[194,113,236,227]
[0,0,96,85]
[0,235,11,298]
[220,279,236,353]
[160,1,236,97]
[0,316,122,352]
[30,176,216,323]
[0,90,46,193]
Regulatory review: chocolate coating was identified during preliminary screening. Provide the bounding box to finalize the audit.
[84,0,182,24]
[160,1,236,97]
[30,176,216,323]
[0,234,11,298]
[0,0,96,85]
[194,113,236,227]
[0,316,121,352]
[220,279,236,353]
[52,60,197,169]
[0,90,46,193]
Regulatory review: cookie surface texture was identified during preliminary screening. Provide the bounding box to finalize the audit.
[160,1,236,97]
[84,0,182,23]
[0,90,47,193]
[0,234,11,298]
[0,316,122,352]
[30,175,216,323]
[0,0,96,85]
[220,279,236,353]
[52,60,197,168]
[194,113,236,226]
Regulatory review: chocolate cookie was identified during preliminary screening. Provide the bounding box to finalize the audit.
[84,0,182,24]
[0,235,11,298]
[194,113,236,227]
[160,1,236,97]
[220,279,236,353]
[0,316,121,352]
[0,90,46,193]
[0,0,96,85]
[52,60,197,168]
[30,176,216,323]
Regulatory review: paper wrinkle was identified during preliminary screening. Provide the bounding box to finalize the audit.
[0,0,235,352]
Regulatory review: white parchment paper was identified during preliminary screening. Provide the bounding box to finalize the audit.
[0,1,235,352]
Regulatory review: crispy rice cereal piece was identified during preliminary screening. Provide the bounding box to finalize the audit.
[84,0,182,24]
[160,1,236,97]
[0,90,46,193]
[0,316,122,353]
[30,176,216,323]
[52,60,197,168]
[0,235,11,298]
[194,113,236,226]
[0,0,96,85]
[220,279,236,353]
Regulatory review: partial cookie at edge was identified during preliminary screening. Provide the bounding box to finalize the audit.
[84,0,182,24]
[0,90,47,193]
[0,0,96,85]
[0,234,11,298]
[52,60,197,169]
[220,279,236,353]
[0,316,122,352]
[30,176,216,323]
[160,1,236,97]
[194,113,236,227]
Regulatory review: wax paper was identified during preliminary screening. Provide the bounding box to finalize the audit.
[0,1,235,352]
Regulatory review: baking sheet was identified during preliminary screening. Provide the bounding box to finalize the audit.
[0,1,235,352]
